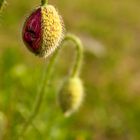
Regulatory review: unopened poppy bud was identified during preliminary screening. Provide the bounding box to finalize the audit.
[58,77,84,117]
[22,5,64,57]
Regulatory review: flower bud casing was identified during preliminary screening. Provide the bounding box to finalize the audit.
[58,77,84,117]
[22,5,64,57]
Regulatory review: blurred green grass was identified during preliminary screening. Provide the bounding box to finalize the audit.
[0,0,140,140]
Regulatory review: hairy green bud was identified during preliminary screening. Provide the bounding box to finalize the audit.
[58,77,84,116]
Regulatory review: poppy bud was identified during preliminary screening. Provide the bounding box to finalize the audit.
[22,5,64,57]
[58,77,84,117]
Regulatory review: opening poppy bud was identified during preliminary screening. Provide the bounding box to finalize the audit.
[22,5,64,57]
[58,77,84,117]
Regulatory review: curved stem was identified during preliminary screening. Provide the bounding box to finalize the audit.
[64,33,84,77]
[19,33,84,138]
[41,0,48,6]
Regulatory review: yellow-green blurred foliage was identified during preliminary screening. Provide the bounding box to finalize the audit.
[0,0,140,140]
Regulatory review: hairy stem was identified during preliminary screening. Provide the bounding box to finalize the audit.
[19,33,84,138]
[64,33,84,77]
[19,49,59,138]
[41,0,48,6]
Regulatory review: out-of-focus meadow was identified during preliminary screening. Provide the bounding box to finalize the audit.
[0,0,140,139]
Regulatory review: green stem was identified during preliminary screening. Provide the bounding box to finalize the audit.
[19,49,59,138]
[19,33,84,138]
[41,0,48,6]
[64,33,84,77]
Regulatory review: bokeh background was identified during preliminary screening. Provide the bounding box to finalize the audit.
[0,0,140,139]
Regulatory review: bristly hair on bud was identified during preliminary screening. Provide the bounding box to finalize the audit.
[22,4,65,58]
[40,5,65,57]
[58,77,84,117]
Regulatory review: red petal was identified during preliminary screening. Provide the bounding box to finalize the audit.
[22,8,42,54]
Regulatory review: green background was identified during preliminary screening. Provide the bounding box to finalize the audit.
[0,0,140,139]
